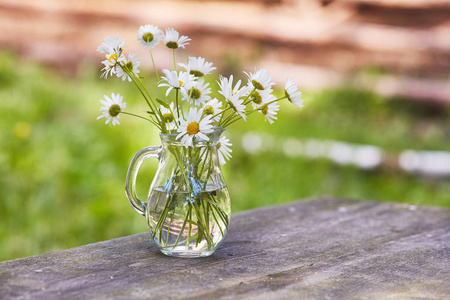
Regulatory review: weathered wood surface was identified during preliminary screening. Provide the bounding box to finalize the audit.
[1,198,449,299]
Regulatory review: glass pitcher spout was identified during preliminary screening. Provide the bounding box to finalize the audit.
[125,127,231,258]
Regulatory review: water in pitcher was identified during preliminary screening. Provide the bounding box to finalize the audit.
[146,186,231,257]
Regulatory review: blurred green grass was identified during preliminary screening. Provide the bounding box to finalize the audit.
[0,51,449,262]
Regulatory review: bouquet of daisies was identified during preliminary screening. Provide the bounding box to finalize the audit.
[96,25,304,254]
[97,25,303,165]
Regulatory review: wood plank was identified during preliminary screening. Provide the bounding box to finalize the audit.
[1,198,449,299]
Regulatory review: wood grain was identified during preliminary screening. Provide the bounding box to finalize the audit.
[1,198,449,299]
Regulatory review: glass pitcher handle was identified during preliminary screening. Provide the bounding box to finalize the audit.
[125,146,161,216]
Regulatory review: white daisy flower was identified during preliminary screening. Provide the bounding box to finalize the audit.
[244,68,276,91]
[249,88,274,109]
[218,75,250,100]
[178,57,216,77]
[176,107,214,148]
[116,53,140,82]
[217,135,232,165]
[100,54,121,79]
[98,36,125,79]
[158,70,197,96]
[157,102,177,128]
[202,98,223,122]
[97,35,125,55]
[181,78,211,106]
[227,95,247,121]
[218,75,249,120]
[259,98,279,124]
[97,93,126,126]
[285,78,304,108]
[137,24,163,48]
[163,28,191,49]
[177,71,197,92]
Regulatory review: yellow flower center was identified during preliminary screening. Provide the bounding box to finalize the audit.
[191,70,204,77]
[227,99,236,111]
[178,80,184,87]
[142,32,154,43]
[251,91,262,105]
[252,80,264,90]
[203,105,214,115]
[109,104,121,117]
[189,88,201,100]
[162,113,174,123]
[166,41,179,49]
[108,53,118,63]
[186,122,200,135]
[217,142,221,149]
[285,90,292,102]
[261,104,268,115]
[125,61,133,71]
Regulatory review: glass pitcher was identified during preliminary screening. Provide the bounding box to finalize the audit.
[125,127,231,258]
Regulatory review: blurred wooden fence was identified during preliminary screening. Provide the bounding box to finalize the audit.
[1,0,449,103]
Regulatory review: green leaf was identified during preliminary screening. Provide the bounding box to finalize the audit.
[156,98,170,108]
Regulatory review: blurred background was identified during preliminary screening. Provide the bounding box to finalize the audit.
[1,0,449,261]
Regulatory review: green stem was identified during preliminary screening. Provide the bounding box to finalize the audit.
[222,112,242,127]
[204,201,210,240]
[165,210,175,247]
[172,48,176,70]
[155,198,171,242]
[265,95,288,105]
[153,191,162,211]
[198,148,210,178]
[188,85,194,104]
[202,158,213,191]
[192,201,213,248]
[242,87,257,105]
[219,111,236,127]
[118,63,165,130]
[217,110,225,124]
[135,76,157,104]
[222,96,288,127]
[210,206,224,237]
[172,205,191,248]
[121,111,163,131]
[176,89,184,119]
[211,106,231,121]
[149,49,160,81]
[204,195,229,228]
[119,63,152,107]
[186,203,192,249]
[175,89,180,119]
[121,111,151,122]
[222,114,245,127]
[171,146,191,193]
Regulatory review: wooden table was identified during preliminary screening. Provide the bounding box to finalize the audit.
[1,198,449,299]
